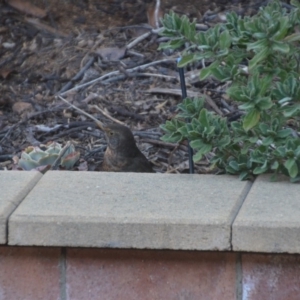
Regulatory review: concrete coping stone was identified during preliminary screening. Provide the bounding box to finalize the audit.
[232,174,300,254]
[0,171,42,244]
[8,171,251,250]
[3,171,299,253]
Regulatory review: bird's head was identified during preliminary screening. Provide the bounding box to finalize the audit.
[104,124,136,150]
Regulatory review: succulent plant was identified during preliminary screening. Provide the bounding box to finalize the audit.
[18,141,80,171]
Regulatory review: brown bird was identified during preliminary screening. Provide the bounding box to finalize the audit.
[101,123,154,173]
[58,96,154,173]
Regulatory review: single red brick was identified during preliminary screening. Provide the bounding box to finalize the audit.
[242,253,300,300]
[0,246,60,300]
[66,249,236,300]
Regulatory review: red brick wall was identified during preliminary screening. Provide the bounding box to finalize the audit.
[0,247,300,300]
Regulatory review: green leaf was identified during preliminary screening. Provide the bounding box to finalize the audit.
[271,161,279,170]
[219,30,231,49]
[275,146,286,157]
[274,16,289,40]
[262,136,274,146]
[210,67,227,81]
[243,109,260,131]
[253,164,268,174]
[239,102,255,110]
[188,129,201,139]
[247,39,268,51]
[259,123,269,134]
[283,105,300,117]
[158,39,185,50]
[256,97,273,110]
[199,67,212,80]
[181,17,192,37]
[177,126,189,136]
[161,132,183,143]
[199,61,219,81]
[198,109,209,127]
[161,121,176,132]
[217,136,231,148]
[239,170,250,180]
[193,151,203,162]
[277,128,292,138]
[249,136,258,143]
[177,54,195,67]
[271,41,290,54]
[291,0,300,8]
[249,47,269,70]
[190,140,212,154]
[278,97,292,104]
[229,160,239,171]
[253,32,267,39]
[295,146,300,157]
[284,158,298,178]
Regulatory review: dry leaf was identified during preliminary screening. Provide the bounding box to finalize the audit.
[0,69,14,79]
[76,160,88,171]
[12,155,19,165]
[12,102,33,115]
[96,47,126,61]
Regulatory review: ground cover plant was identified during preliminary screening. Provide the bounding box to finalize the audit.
[159,0,300,181]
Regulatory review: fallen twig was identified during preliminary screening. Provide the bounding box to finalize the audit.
[42,125,91,143]
[135,72,177,80]
[58,95,105,130]
[110,105,145,122]
[126,31,152,50]
[142,138,189,152]
[25,17,67,37]
[59,58,176,95]
[146,87,224,116]
[127,50,144,58]
[91,105,126,126]
[0,125,15,145]
[59,57,95,94]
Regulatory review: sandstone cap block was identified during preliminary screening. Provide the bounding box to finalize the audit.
[9,171,251,250]
[0,171,42,243]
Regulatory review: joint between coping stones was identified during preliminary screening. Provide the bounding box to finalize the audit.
[229,180,253,250]
[59,248,67,300]
[5,175,45,244]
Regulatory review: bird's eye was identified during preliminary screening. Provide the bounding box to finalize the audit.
[109,131,114,136]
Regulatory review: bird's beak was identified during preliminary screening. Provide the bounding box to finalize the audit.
[95,120,106,131]
[102,125,110,132]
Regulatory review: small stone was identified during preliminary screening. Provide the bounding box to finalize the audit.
[78,40,87,47]
[2,42,15,49]
[34,93,43,102]
[54,39,62,47]
[87,39,94,47]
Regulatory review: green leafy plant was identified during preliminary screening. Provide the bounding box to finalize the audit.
[19,141,80,171]
[159,0,300,181]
